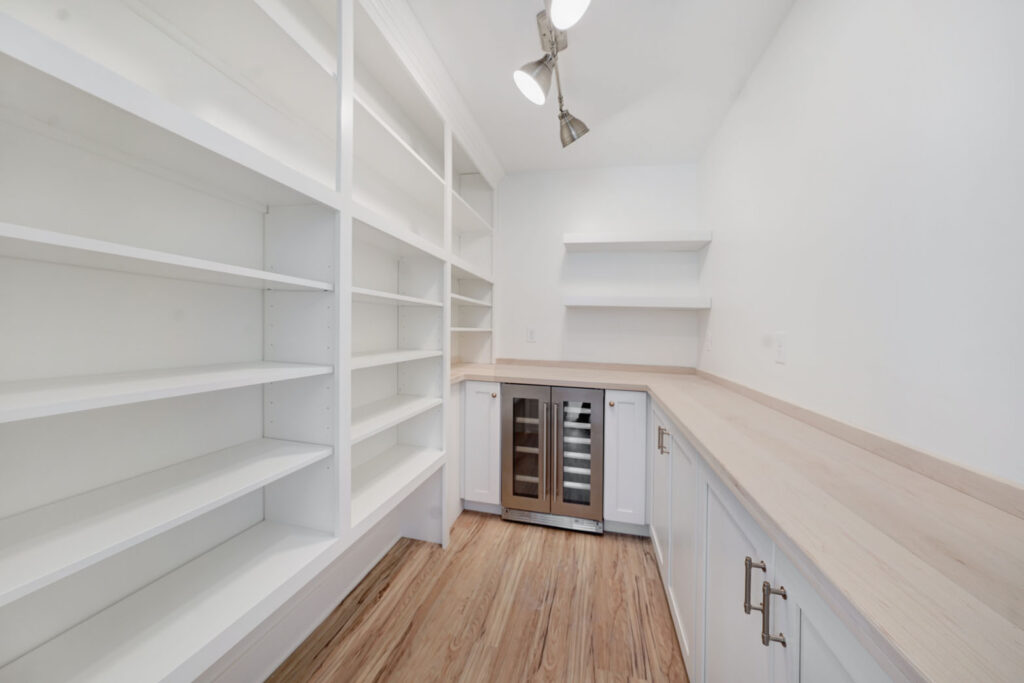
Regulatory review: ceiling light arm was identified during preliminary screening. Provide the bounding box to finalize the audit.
[554,60,566,114]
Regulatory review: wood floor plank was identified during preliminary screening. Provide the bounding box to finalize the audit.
[269,512,689,683]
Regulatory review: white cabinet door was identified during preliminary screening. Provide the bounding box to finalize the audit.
[772,552,894,683]
[649,405,672,573]
[668,428,698,662]
[603,390,647,525]
[703,469,775,683]
[462,381,501,505]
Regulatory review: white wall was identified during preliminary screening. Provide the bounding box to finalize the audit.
[699,0,1024,483]
[496,165,703,367]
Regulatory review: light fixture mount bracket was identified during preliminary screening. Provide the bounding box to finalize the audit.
[536,10,568,54]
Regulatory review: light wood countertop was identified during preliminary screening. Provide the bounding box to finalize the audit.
[451,362,1024,683]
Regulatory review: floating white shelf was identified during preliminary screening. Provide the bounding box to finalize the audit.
[562,232,713,252]
[452,191,492,236]
[0,222,333,291]
[0,521,333,683]
[0,362,333,424]
[450,258,493,285]
[451,293,491,307]
[563,295,712,310]
[351,445,446,527]
[350,395,444,444]
[451,327,493,333]
[0,438,331,608]
[0,15,341,209]
[351,286,441,308]
[352,200,447,263]
[351,349,443,370]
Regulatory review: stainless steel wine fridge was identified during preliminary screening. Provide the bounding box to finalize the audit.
[500,384,604,533]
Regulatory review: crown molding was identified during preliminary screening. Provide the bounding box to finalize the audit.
[359,0,505,188]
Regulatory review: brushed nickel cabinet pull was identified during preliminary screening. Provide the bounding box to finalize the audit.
[491,392,497,398]
[744,556,767,614]
[760,581,787,647]
[656,426,664,453]
[661,428,670,453]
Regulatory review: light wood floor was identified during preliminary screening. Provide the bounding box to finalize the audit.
[269,511,689,683]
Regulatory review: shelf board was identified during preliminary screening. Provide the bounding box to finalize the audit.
[563,295,712,310]
[452,191,492,236]
[450,257,493,285]
[0,16,341,209]
[351,445,446,528]
[351,349,443,371]
[354,97,443,217]
[451,327,493,333]
[0,361,333,425]
[352,200,447,263]
[563,232,713,252]
[351,395,443,444]
[0,521,333,683]
[451,293,491,307]
[352,286,442,308]
[0,222,333,291]
[0,438,331,608]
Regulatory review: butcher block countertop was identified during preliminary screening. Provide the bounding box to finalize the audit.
[451,362,1024,683]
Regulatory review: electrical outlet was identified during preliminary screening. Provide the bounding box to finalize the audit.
[775,332,787,365]
[527,327,537,343]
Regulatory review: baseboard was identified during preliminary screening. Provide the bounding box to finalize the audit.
[496,358,696,375]
[462,500,502,515]
[198,514,406,682]
[696,370,1024,520]
[604,520,649,536]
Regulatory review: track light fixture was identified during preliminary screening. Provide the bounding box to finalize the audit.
[512,8,590,148]
[513,53,556,105]
[546,0,592,30]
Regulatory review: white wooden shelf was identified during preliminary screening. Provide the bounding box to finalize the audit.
[0,438,331,608]
[0,362,333,424]
[351,395,444,444]
[351,445,446,527]
[451,293,491,307]
[352,286,441,308]
[452,191,492,236]
[352,200,447,263]
[450,258,493,285]
[451,327,493,333]
[0,222,333,291]
[0,16,341,209]
[563,295,712,310]
[351,350,443,371]
[562,232,713,252]
[0,521,333,683]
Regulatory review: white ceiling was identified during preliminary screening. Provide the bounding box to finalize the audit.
[406,0,794,173]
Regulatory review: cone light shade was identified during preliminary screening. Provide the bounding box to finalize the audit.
[559,109,589,147]
[548,0,592,30]
[513,54,556,105]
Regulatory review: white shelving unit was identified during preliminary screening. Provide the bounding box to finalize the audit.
[0,0,499,677]
[563,232,712,252]
[349,3,449,533]
[0,5,342,679]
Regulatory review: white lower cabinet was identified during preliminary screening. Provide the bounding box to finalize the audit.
[701,466,776,683]
[462,381,501,505]
[649,403,673,570]
[668,429,698,662]
[603,390,648,525]
[650,405,894,683]
[772,551,894,683]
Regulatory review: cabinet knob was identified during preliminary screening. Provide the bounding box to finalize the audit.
[608,401,615,407]
[491,392,497,398]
